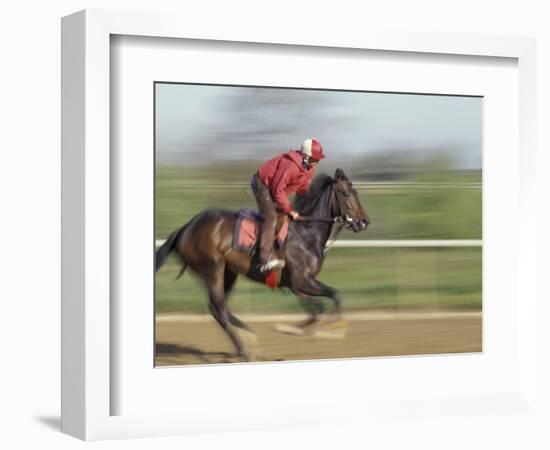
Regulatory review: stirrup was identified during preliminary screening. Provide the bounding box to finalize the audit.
[259,258,285,273]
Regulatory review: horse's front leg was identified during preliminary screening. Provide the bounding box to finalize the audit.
[294,279,348,338]
[272,289,323,336]
[293,290,325,329]
[297,278,343,321]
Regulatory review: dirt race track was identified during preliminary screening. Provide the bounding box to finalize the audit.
[155,311,482,366]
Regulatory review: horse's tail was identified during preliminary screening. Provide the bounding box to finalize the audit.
[155,224,188,274]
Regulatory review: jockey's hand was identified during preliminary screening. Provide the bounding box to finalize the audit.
[289,210,301,221]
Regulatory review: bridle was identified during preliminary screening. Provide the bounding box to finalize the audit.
[297,181,354,229]
[295,181,365,254]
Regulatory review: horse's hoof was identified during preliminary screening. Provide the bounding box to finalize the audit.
[238,329,259,346]
[274,323,305,336]
[322,319,348,330]
[313,319,348,339]
[313,327,348,339]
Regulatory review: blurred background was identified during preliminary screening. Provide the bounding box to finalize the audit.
[155,83,482,315]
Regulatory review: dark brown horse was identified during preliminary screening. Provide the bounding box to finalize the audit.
[155,168,370,360]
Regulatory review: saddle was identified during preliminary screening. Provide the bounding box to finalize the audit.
[232,208,289,254]
[232,208,289,288]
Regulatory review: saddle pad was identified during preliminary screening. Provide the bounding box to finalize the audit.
[235,207,263,223]
[232,210,289,253]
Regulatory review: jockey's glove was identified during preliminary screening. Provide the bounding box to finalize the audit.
[289,210,300,220]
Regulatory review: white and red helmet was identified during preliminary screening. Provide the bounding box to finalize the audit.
[301,138,325,161]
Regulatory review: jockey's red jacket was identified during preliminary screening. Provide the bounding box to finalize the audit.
[257,150,317,213]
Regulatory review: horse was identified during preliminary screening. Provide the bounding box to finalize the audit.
[155,168,370,361]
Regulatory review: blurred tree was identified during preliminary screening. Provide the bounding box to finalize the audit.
[193,87,358,163]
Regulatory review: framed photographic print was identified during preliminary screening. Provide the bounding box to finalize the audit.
[61,9,538,441]
[153,81,483,367]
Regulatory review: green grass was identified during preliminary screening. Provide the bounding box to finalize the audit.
[155,164,482,314]
[156,247,482,314]
[155,165,482,241]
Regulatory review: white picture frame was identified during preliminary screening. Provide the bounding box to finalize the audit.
[61,9,538,441]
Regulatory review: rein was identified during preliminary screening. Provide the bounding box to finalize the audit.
[296,216,342,224]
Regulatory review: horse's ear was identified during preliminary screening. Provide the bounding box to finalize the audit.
[334,168,347,180]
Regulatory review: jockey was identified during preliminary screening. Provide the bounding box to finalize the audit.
[250,138,325,273]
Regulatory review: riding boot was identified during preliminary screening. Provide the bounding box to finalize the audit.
[251,174,285,271]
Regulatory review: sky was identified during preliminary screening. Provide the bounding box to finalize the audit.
[155,83,482,170]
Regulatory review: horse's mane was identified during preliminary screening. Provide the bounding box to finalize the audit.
[293,174,334,215]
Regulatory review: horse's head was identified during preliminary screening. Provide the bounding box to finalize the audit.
[333,168,370,232]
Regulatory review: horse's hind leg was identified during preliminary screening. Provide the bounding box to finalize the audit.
[222,269,253,332]
[223,268,259,351]
[207,269,248,361]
